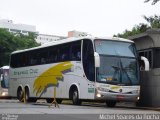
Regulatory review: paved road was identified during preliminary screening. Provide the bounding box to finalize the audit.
[0,99,159,120]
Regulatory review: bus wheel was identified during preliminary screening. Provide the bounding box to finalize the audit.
[72,88,81,105]
[25,87,32,102]
[25,87,37,102]
[17,87,23,102]
[106,100,116,107]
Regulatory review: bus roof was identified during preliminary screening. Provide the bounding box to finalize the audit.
[11,36,133,54]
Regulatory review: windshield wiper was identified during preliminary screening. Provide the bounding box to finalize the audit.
[112,61,132,85]
[112,66,120,70]
[119,59,132,85]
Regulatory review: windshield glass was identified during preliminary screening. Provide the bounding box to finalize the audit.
[95,39,139,85]
[1,69,9,88]
[97,56,139,85]
[95,39,137,57]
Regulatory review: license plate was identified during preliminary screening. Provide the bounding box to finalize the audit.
[117,95,125,100]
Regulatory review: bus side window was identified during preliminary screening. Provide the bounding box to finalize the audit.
[82,40,95,81]
[59,44,70,62]
[71,41,81,61]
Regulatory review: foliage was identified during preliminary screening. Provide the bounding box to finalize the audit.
[114,15,160,38]
[0,28,40,66]
[143,15,160,28]
[115,23,149,38]
[144,0,160,5]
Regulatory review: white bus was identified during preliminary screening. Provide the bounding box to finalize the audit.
[9,37,148,107]
[0,66,9,98]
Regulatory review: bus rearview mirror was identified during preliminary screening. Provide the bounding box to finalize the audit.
[140,56,150,71]
[94,52,100,67]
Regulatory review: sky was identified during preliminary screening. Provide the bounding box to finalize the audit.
[0,0,160,37]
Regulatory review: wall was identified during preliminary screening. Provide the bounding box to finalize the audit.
[139,70,160,107]
[129,29,160,107]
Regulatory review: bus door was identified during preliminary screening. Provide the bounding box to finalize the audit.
[82,40,95,99]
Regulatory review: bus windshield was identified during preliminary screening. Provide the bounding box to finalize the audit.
[95,39,139,85]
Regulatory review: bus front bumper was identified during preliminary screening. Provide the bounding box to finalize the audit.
[95,91,139,102]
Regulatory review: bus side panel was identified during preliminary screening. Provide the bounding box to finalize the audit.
[9,62,95,100]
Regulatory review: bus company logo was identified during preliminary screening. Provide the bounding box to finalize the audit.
[13,69,38,75]
[33,62,73,96]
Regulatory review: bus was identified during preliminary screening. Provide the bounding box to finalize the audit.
[9,36,149,107]
[0,66,9,98]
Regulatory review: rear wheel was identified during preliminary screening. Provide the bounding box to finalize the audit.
[72,88,81,105]
[25,87,37,103]
[25,88,30,102]
[106,100,116,107]
[17,88,23,102]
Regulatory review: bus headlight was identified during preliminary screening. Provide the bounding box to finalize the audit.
[96,93,101,98]
[2,92,7,96]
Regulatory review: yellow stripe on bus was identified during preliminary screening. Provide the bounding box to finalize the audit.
[33,61,73,96]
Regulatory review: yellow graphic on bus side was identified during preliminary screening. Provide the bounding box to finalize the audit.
[33,62,73,96]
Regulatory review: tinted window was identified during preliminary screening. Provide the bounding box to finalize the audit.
[59,43,70,62]
[82,39,95,81]
[10,40,82,68]
[71,41,81,61]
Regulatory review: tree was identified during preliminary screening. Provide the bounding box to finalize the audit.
[114,15,160,38]
[143,15,160,28]
[144,0,160,5]
[114,23,149,38]
[0,28,40,66]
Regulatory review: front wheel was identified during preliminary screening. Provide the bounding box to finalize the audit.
[72,88,81,105]
[106,100,116,107]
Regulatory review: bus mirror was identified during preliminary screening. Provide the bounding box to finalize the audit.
[94,52,100,67]
[140,56,150,71]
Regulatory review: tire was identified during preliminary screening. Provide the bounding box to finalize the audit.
[25,88,30,102]
[72,88,81,105]
[17,88,23,102]
[25,88,37,103]
[106,100,116,107]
